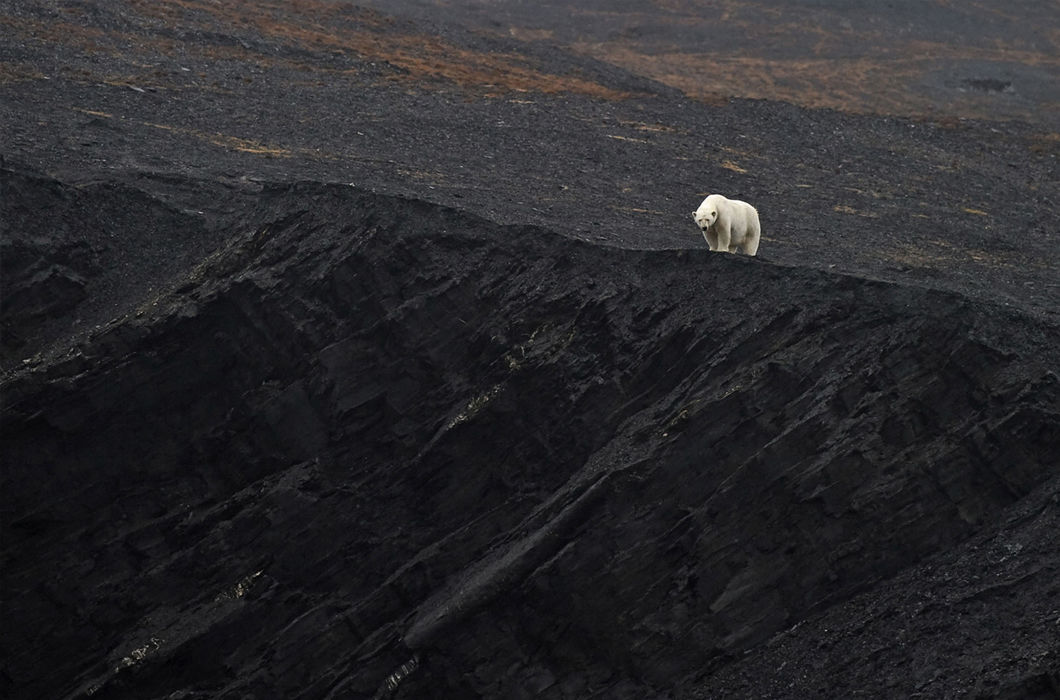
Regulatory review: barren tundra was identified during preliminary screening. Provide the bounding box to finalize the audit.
[1,1,1059,699]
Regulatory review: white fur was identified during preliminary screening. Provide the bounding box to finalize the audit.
[691,194,761,255]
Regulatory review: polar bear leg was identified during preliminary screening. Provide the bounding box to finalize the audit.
[744,212,761,256]
[703,228,719,251]
[743,233,760,256]
[715,223,732,253]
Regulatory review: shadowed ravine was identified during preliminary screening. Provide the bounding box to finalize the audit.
[3,175,1057,699]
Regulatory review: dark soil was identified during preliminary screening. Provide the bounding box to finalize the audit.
[2,2,1059,699]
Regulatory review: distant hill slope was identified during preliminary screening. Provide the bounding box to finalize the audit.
[359,0,1060,124]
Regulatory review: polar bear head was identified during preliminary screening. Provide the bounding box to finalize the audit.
[692,209,718,230]
[691,197,720,232]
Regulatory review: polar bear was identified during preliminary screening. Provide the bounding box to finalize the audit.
[692,194,761,255]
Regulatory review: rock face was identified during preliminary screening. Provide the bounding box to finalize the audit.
[1,169,97,355]
[3,174,1058,699]
[0,167,216,364]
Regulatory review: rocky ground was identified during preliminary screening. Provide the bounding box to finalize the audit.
[2,1,1059,698]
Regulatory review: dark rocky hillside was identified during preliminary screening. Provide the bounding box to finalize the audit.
[2,1,1058,698]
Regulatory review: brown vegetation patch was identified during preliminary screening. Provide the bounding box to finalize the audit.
[720,159,748,174]
[1029,132,1060,156]
[69,107,301,158]
[370,35,632,98]
[0,62,47,85]
[128,0,632,98]
[580,46,929,114]
[506,27,556,42]
[3,0,632,99]
[1,16,109,54]
[618,120,686,134]
[574,38,1060,120]
[141,121,296,157]
[834,204,879,218]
